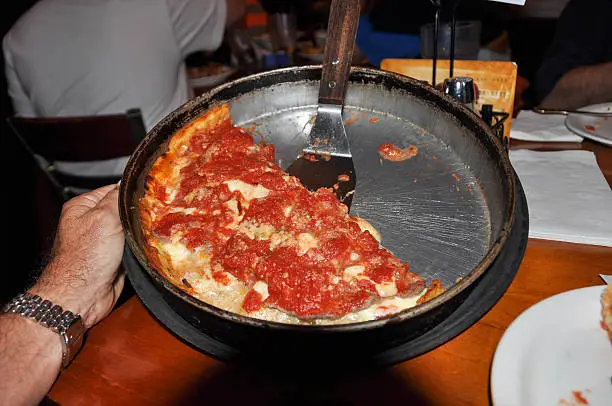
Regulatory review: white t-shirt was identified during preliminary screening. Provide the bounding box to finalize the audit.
[4,0,226,176]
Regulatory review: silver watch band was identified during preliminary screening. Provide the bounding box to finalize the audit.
[3,292,85,369]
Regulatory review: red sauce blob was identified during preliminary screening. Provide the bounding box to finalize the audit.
[378,143,418,162]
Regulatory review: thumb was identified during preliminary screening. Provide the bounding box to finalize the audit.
[95,186,121,220]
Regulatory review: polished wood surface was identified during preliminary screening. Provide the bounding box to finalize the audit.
[48,140,612,406]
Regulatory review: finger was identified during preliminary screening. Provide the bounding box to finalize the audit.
[81,184,120,206]
[95,187,121,220]
[59,184,118,220]
[83,183,119,204]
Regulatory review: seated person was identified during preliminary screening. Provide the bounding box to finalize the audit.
[536,0,612,109]
[505,0,570,107]
[4,0,245,176]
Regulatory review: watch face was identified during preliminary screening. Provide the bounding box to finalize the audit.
[61,316,85,368]
[64,316,85,342]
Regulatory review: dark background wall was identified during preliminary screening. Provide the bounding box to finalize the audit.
[2,0,53,303]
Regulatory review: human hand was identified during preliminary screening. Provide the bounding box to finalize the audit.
[30,185,125,328]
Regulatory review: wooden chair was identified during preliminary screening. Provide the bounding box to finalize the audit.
[6,110,146,305]
[7,108,146,201]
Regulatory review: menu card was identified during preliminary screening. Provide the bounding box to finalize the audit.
[381,59,517,145]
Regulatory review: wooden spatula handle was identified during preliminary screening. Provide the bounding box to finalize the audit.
[318,0,360,106]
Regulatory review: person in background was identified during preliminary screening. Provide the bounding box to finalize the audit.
[505,0,570,107]
[0,185,125,405]
[355,0,421,67]
[536,0,612,109]
[355,0,506,67]
[3,0,246,176]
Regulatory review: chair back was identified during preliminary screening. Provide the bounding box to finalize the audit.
[7,108,146,200]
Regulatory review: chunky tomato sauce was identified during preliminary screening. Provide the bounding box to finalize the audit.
[378,143,418,162]
[148,114,425,319]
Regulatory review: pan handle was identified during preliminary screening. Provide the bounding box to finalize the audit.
[318,0,360,106]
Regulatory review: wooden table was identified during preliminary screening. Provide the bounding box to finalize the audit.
[48,141,612,406]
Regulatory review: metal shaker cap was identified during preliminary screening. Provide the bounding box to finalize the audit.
[443,77,475,108]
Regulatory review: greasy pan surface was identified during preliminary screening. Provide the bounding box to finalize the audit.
[120,66,515,335]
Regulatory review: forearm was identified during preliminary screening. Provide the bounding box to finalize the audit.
[0,264,95,405]
[0,315,63,406]
[0,185,124,405]
[542,62,612,109]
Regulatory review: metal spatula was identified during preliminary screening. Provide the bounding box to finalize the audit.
[286,0,360,210]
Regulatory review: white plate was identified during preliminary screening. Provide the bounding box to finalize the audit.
[491,286,612,406]
[188,66,236,88]
[565,102,612,146]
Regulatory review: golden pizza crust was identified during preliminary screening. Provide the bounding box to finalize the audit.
[416,279,445,305]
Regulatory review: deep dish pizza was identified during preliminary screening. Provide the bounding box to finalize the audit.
[140,105,443,324]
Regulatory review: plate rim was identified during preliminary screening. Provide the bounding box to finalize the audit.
[565,102,612,146]
[490,284,607,406]
[188,66,236,86]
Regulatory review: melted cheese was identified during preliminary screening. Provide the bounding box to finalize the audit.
[223,180,270,201]
[253,281,270,301]
[342,265,398,298]
[160,241,193,264]
[224,199,242,229]
[166,157,191,204]
[238,221,276,240]
[269,230,293,249]
[353,217,382,242]
[184,188,211,204]
[374,281,399,297]
[308,289,426,325]
[169,207,197,215]
[343,265,365,281]
[297,232,318,254]
[185,271,249,315]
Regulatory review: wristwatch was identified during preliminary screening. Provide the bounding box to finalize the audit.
[2,292,85,369]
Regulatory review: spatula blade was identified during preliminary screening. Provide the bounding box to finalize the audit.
[284,0,360,210]
[287,154,356,209]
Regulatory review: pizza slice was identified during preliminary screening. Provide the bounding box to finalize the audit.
[140,105,441,324]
